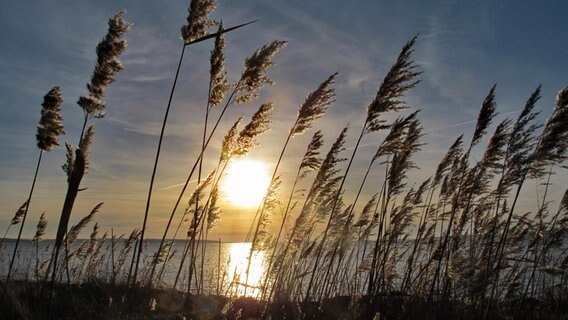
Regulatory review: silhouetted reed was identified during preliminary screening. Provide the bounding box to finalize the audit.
[3,3,568,320]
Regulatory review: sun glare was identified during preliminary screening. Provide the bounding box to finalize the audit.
[222,159,271,207]
[226,242,267,296]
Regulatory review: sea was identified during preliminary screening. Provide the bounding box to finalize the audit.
[0,239,266,296]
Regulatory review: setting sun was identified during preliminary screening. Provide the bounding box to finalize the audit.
[222,159,271,207]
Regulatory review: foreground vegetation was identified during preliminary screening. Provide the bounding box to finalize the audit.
[1,0,568,319]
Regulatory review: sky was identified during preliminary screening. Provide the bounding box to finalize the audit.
[0,0,567,242]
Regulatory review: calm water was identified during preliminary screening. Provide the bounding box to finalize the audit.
[0,240,267,296]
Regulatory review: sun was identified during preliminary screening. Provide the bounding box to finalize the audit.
[222,159,271,207]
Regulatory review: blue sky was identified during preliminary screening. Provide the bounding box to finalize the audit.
[0,0,566,241]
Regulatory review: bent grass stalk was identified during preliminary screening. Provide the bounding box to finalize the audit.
[243,73,337,296]
[146,38,282,289]
[4,5,568,318]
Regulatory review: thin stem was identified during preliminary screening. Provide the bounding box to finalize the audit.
[132,44,187,287]
[150,79,242,287]
[196,78,213,294]
[303,124,366,310]
[244,125,295,296]
[78,113,89,145]
[261,165,302,301]
[1,150,43,302]
[320,150,377,298]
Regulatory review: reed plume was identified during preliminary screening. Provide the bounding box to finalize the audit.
[387,118,423,197]
[36,86,65,151]
[373,111,420,162]
[32,212,48,244]
[252,177,282,252]
[2,86,65,302]
[233,103,274,156]
[428,86,498,302]
[207,186,221,231]
[78,125,95,172]
[502,86,542,189]
[254,74,338,248]
[150,21,230,281]
[0,201,29,255]
[48,13,130,308]
[181,0,217,44]
[155,101,273,288]
[531,86,568,176]
[235,41,288,103]
[433,135,464,187]
[269,127,347,300]
[244,73,336,295]
[220,118,243,161]
[479,119,512,176]
[366,36,421,132]
[261,131,325,300]
[32,212,48,281]
[5,3,568,317]
[136,34,278,287]
[166,172,215,288]
[486,86,568,311]
[304,37,421,309]
[209,22,230,107]
[471,85,497,148]
[358,194,379,236]
[86,223,100,256]
[9,201,28,226]
[291,73,338,136]
[155,39,286,235]
[299,130,325,178]
[116,229,139,277]
[77,10,131,121]
[185,171,216,216]
[66,203,103,246]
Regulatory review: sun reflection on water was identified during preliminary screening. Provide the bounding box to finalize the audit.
[225,242,267,297]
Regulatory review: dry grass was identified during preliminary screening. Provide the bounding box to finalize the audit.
[1,1,568,319]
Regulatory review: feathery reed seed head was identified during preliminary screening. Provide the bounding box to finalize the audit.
[32,212,47,243]
[10,200,29,225]
[181,0,216,43]
[37,86,65,151]
[503,86,542,185]
[79,125,95,172]
[481,119,511,173]
[220,117,243,161]
[366,36,421,132]
[356,193,378,228]
[233,102,274,156]
[209,22,230,107]
[532,85,568,174]
[78,10,131,117]
[374,111,420,161]
[433,135,464,186]
[388,118,423,196]
[185,171,215,213]
[291,73,338,136]
[207,186,221,231]
[235,41,287,104]
[289,127,348,248]
[254,176,282,251]
[62,142,75,181]
[471,85,497,147]
[66,202,103,246]
[299,130,324,178]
